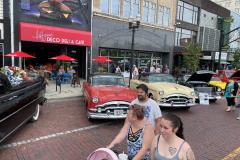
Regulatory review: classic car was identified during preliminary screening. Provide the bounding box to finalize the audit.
[184,70,222,102]
[218,70,236,83]
[229,69,240,85]
[0,73,46,143]
[130,73,196,109]
[209,75,226,94]
[82,73,137,120]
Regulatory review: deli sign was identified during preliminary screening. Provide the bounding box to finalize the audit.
[19,22,91,46]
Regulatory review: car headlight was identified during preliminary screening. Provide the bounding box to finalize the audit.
[217,87,222,92]
[92,96,99,103]
[191,91,195,96]
[159,91,164,95]
[195,91,199,96]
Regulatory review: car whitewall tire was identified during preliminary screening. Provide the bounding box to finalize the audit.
[30,104,40,122]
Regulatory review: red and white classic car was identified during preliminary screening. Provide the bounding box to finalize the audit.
[82,73,137,120]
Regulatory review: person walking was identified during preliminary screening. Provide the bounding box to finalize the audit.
[107,84,162,155]
[132,65,139,80]
[107,104,154,160]
[115,66,121,74]
[224,79,239,112]
[151,113,195,160]
[131,84,162,129]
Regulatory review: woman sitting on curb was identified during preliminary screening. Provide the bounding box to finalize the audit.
[107,104,154,160]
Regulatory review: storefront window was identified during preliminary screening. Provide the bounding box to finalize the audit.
[110,49,118,57]
[158,6,170,26]
[112,0,120,16]
[124,0,131,18]
[177,1,198,25]
[100,48,109,56]
[100,0,109,13]
[132,0,140,18]
[100,48,163,72]
[118,50,125,57]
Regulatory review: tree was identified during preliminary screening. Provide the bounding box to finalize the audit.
[231,48,240,69]
[182,42,202,73]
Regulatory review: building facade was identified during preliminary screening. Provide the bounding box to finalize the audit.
[173,0,201,69]
[1,0,92,79]
[92,0,177,74]
[211,0,240,14]
[173,0,230,71]
[198,0,230,70]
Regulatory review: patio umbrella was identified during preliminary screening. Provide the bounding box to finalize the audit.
[93,56,112,62]
[5,51,36,58]
[5,51,36,68]
[49,54,76,61]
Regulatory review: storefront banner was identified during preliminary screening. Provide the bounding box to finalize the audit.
[19,22,91,46]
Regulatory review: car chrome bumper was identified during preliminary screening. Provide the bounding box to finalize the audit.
[158,102,196,107]
[196,95,221,100]
[88,112,127,119]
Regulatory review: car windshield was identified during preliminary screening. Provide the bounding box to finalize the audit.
[184,75,191,82]
[92,76,126,86]
[226,71,235,78]
[211,76,221,81]
[149,74,176,83]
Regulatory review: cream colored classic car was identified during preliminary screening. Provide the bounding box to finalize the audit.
[130,73,196,109]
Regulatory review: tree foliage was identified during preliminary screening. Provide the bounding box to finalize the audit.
[182,42,202,73]
[231,48,240,68]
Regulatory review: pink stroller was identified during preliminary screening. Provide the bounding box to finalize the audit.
[87,148,119,160]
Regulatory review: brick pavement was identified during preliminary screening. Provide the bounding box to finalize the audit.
[0,98,240,160]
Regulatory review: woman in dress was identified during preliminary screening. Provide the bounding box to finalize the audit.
[151,113,195,160]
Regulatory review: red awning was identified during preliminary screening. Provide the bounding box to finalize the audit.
[19,22,91,46]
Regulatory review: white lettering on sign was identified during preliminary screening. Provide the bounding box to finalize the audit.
[33,30,53,42]
[32,30,85,45]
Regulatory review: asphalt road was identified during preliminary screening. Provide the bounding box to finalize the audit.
[0,97,240,160]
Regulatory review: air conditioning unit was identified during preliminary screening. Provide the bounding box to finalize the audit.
[197,27,220,51]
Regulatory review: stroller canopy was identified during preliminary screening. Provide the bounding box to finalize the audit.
[87,148,118,160]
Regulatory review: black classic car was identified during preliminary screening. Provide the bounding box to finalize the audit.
[180,71,222,102]
[0,73,46,143]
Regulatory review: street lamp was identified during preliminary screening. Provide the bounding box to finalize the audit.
[128,16,140,86]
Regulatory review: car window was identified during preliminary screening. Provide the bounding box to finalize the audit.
[184,75,191,82]
[211,76,221,81]
[149,74,176,83]
[219,72,224,78]
[226,71,234,78]
[139,75,149,82]
[92,76,126,86]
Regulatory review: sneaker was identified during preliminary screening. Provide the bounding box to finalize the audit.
[226,108,231,112]
[237,117,240,120]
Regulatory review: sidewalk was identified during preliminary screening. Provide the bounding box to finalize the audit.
[45,79,85,100]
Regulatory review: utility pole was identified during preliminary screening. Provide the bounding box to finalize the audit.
[128,17,140,86]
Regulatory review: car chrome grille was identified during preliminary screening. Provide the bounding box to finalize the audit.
[161,95,192,104]
[96,101,130,115]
